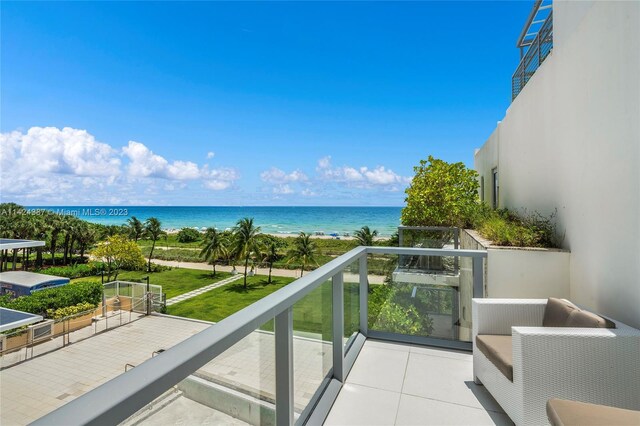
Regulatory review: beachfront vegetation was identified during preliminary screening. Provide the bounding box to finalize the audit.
[286,232,318,276]
[177,227,201,243]
[126,216,145,243]
[199,227,227,277]
[233,217,262,288]
[0,281,103,318]
[144,217,166,272]
[354,226,378,246]
[262,241,279,284]
[91,235,146,281]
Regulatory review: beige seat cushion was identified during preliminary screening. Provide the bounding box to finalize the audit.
[543,298,579,327]
[544,298,616,328]
[547,398,640,426]
[566,309,615,328]
[475,335,513,381]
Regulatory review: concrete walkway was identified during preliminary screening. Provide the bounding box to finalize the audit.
[166,274,244,306]
[151,259,386,284]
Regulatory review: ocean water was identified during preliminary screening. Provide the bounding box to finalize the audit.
[29,206,402,236]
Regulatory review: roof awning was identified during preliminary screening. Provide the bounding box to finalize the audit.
[0,307,44,332]
[0,239,46,250]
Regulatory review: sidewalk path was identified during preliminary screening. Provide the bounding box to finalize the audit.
[151,259,386,284]
[166,274,244,306]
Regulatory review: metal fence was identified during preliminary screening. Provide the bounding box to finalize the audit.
[0,300,143,368]
[512,11,553,101]
[34,245,487,426]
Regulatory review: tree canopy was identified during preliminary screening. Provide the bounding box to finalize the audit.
[401,156,479,228]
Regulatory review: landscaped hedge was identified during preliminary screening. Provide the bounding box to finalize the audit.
[46,302,96,319]
[37,262,105,279]
[176,227,201,243]
[0,281,103,317]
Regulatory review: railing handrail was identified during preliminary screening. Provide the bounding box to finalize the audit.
[32,245,487,426]
[397,225,457,231]
[511,11,553,80]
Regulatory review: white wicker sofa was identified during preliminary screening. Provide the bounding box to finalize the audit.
[472,298,640,425]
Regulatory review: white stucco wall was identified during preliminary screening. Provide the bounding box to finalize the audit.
[486,249,570,299]
[474,1,640,327]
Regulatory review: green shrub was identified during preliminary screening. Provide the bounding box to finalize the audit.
[177,228,201,243]
[0,281,103,317]
[368,285,434,336]
[475,208,560,248]
[46,302,96,319]
[402,156,479,227]
[37,262,104,279]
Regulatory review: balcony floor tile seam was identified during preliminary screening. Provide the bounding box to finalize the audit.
[407,351,473,363]
[393,346,412,425]
[398,390,507,416]
[341,379,403,396]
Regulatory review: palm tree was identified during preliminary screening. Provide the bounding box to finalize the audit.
[232,217,261,288]
[354,226,378,246]
[127,216,144,242]
[47,213,64,266]
[144,217,165,272]
[200,227,227,277]
[75,222,97,262]
[262,242,279,284]
[287,232,317,277]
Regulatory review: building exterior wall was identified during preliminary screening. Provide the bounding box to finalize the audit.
[460,229,570,300]
[474,1,640,327]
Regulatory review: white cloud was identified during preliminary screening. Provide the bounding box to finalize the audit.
[273,184,294,194]
[207,151,215,159]
[317,156,332,170]
[122,141,239,189]
[315,156,410,191]
[202,167,240,191]
[123,141,200,180]
[1,127,120,177]
[301,188,317,197]
[260,167,308,184]
[0,126,240,204]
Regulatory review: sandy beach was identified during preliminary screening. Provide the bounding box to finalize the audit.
[163,229,389,241]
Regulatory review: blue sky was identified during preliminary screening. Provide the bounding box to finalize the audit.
[1,1,531,206]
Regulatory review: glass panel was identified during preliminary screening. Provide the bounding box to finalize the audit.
[343,260,360,348]
[292,280,333,415]
[167,318,277,425]
[368,252,473,343]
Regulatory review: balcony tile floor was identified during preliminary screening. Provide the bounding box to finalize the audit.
[324,340,513,426]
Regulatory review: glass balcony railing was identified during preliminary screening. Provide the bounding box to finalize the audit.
[33,245,487,426]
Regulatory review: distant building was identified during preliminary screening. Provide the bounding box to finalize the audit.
[0,271,70,298]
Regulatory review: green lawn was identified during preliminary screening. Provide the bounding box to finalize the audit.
[167,275,360,339]
[73,268,232,299]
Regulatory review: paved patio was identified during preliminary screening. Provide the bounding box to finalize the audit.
[325,339,513,425]
[0,315,211,425]
[0,313,335,425]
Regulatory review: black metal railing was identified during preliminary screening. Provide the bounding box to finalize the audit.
[512,11,553,101]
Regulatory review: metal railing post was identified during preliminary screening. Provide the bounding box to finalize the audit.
[453,228,460,273]
[275,307,294,426]
[359,255,368,336]
[472,256,484,298]
[332,272,345,382]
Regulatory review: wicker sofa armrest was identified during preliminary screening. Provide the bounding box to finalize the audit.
[472,298,547,336]
[512,326,640,411]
